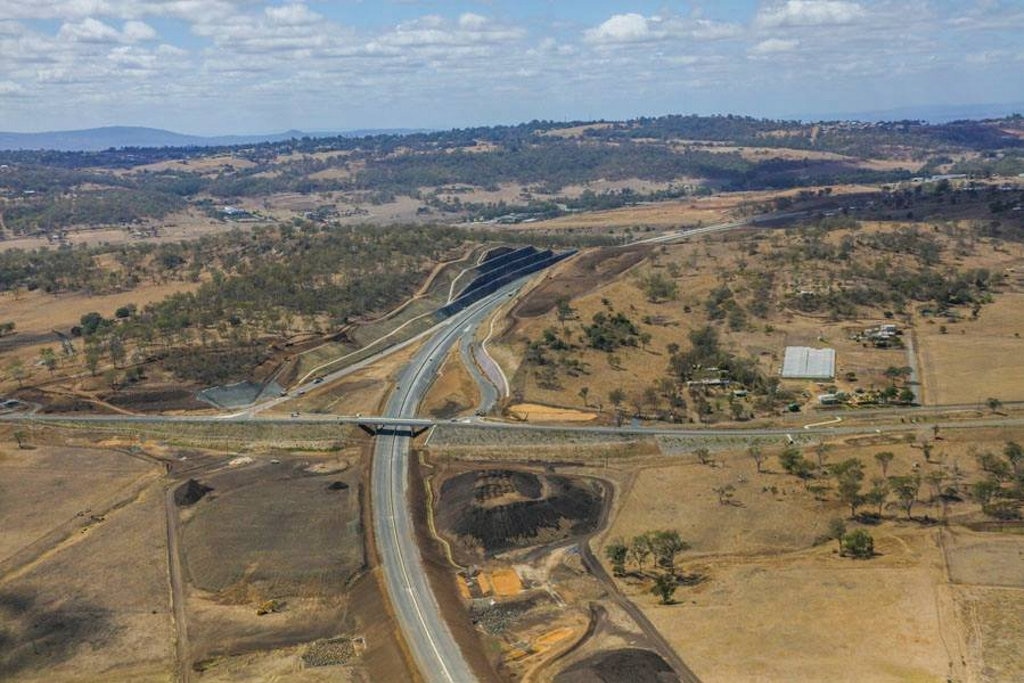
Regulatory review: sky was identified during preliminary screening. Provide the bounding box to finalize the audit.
[1,0,1023,135]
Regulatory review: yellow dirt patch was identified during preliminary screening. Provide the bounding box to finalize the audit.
[456,575,472,600]
[507,404,597,422]
[477,572,494,596]
[489,568,523,597]
[533,626,574,649]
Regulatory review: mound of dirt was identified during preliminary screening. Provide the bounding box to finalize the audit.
[174,479,213,507]
[436,470,603,559]
[554,648,679,683]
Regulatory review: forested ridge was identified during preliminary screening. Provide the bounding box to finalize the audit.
[3,114,1023,236]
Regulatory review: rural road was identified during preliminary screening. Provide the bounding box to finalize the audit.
[371,282,524,683]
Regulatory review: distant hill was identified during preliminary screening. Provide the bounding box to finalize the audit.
[0,126,425,151]
[812,101,1024,124]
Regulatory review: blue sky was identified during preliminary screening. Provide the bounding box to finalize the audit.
[1,1,1023,135]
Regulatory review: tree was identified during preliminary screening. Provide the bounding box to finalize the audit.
[1004,441,1024,482]
[832,458,865,517]
[604,539,628,576]
[748,444,766,473]
[713,484,736,506]
[638,271,679,303]
[578,386,590,407]
[966,481,999,507]
[864,478,890,516]
[694,447,712,466]
[889,475,921,519]
[13,430,28,449]
[840,529,875,558]
[986,397,1003,413]
[629,534,653,570]
[779,446,813,480]
[39,347,58,375]
[608,387,625,409]
[874,451,894,477]
[84,342,102,376]
[827,518,847,552]
[650,529,689,570]
[924,470,947,502]
[898,387,916,404]
[555,297,575,328]
[814,442,831,470]
[7,359,26,387]
[651,572,678,604]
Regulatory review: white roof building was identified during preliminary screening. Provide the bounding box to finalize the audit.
[781,347,836,379]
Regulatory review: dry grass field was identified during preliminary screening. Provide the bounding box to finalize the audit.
[0,442,157,563]
[917,292,1024,404]
[595,427,1024,682]
[0,208,251,254]
[0,442,173,681]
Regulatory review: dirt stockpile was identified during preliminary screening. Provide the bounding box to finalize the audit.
[436,469,603,560]
[174,478,212,506]
[554,648,679,683]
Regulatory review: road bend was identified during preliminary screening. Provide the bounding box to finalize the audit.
[372,283,522,683]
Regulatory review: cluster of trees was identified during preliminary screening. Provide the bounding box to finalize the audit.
[3,188,183,234]
[826,519,875,559]
[774,446,932,521]
[0,237,213,294]
[972,441,1024,520]
[46,223,472,385]
[604,529,690,604]
[772,440,1024,523]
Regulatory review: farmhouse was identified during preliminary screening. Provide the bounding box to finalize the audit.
[781,346,836,379]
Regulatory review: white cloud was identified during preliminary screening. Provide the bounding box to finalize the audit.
[58,17,121,43]
[584,13,656,44]
[265,3,321,27]
[750,38,800,54]
[757,1,865,28]
[122,20,156,42]
[458,13,488,30]
[584,13,742,45]
[57,17,156,43]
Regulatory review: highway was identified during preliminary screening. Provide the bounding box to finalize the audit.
[370,282,523,683]
[630,211,807,245]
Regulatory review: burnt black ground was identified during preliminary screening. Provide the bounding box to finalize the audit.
[554,648,679,683]
[436,469,603,560]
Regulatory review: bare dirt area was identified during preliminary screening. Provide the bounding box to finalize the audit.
[179,458,364,667]
[0,468,174,681]
[917,292,1024,404]
[420,448,688,681]
[507,403,597,422]
[422,346,480,419]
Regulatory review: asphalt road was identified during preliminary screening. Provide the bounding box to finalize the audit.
[371,282,523,683]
